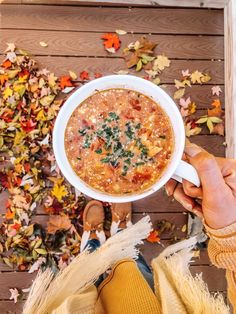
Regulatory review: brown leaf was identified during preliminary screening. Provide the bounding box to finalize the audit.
[123,36,157,69]
[47,215,72,234]
[212,122,224,136]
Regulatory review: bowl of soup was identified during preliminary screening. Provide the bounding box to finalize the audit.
[53,75,199,203]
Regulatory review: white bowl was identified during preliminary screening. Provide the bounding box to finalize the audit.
[53,75,189,203]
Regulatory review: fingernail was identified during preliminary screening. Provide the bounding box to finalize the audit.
[185,142,202,157]
[181,201,192,211]
[165,188,170,196]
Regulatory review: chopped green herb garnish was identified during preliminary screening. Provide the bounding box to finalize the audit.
[100,156,110,163]
[110,159,119,168]
[125,122,134,140]
[114,141,122,152]
[135,123,141,129]
[124,158,131,165]
[159,135,166,139]
[95,148,102,154]
[108,112,119,121]
[122,165,129,176]
[122,150,134,158]
[135,161,145,166]
[77,156,81,160]
[78,128,87,136]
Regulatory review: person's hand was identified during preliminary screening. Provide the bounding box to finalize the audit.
[165,141,236,229]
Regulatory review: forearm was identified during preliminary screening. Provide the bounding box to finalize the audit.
[205,221,236,311]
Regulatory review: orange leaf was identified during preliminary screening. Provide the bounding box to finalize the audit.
[212,99,221,108]
[94,72,103,79]
[59,75,73,89]
[146,230,160,243]
[80,71,90,81]
[47,215,72,234]
[213,122,225,136]
[2,60,12,69]
[0,74,8,85]
[101,33,121,50]
[208,99,222,117]
[5,209,14,220]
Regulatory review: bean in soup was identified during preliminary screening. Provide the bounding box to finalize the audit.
[65,89,174,195]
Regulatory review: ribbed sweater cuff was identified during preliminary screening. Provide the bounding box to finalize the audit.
[204,221,236,249]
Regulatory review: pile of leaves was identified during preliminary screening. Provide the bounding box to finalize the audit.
[0,44,86,272]
[172,69,224,137]
[123,36,170,85]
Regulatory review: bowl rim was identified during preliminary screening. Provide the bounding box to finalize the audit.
[53,74,185,203]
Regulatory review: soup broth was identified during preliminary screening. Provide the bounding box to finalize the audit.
[65,88,174,195]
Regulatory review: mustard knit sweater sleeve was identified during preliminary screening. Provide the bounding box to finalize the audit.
[205,221,236,311]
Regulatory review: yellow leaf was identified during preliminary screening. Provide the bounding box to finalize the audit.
[69,70,77,80]
[39,41,48,47]
[36,110,47,121]
[51,182,68,202]
[185,122,202,137]
[196,116,208,124]
[174,79,185,89]
[174,88,185,99]
[136,59,143,71]
[40,95,55,106]
[190,70,203,84]
[153,55,171,71]
[3,87,13,99]
[201,73,211,83]
[48,73,57,87]
[207,118,214,133]
[34,248,47,255]
[7,70,19,79]
[13,84,26,97]
[14,130,26,146]
[152,77,161,85]
[116,29,127,35]
[188,102,196,114]
[209,116,222,123]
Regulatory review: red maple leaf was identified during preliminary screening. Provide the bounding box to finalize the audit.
[20,118,37,132]
[19,68,30,78]
[11,223,21,231]
[2,60,12,69]
[0,173,9,188]
[146,230,160,243]
[101,33,120,50]
[80,71,90,81]
[0,109,14,123]
[59,75,73,89]
[24,163,31,172]
[94,72,103,79]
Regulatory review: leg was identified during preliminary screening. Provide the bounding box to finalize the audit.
[81,200,106,287]
[110,202,154,290]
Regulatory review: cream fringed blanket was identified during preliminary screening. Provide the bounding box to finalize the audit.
[23,216,229,314]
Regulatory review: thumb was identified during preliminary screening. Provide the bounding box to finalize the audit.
[184,143,225,194]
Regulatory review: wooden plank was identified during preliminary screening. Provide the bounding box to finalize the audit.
[0,265,226,298]
[31,57,224,84]
[0,5,224,35]
[0,301,23,314]
[1,0,229,8]
[224,0,236,158]
[164,85,225,109]
[140,241,211,265]
[0,272,35,299]
[0,30,224,60]
[190,265,226,291]
[191,135,225,156]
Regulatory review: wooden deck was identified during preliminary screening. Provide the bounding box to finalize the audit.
[0,2,227,313]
